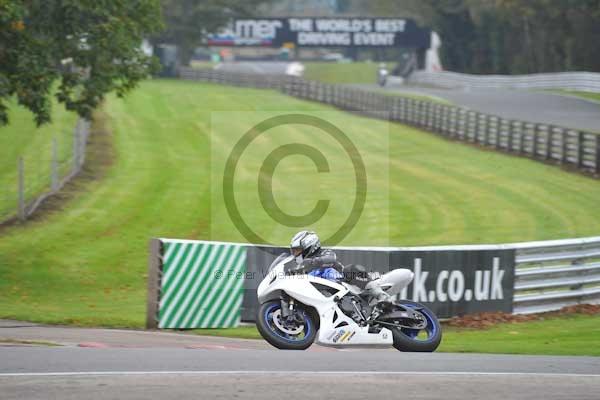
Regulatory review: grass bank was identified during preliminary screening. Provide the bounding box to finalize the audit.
[550,90,600,103]
[565,91,600,103]
[303,62,380,84]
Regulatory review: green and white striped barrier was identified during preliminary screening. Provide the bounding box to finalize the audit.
[147,239,246,329]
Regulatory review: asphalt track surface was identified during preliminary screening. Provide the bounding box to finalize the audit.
[355,81,600,133]
[1,320,599,399]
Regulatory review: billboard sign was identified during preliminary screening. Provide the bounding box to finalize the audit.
[207,18,431,48]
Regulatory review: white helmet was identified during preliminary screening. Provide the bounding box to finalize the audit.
[290,230,321,264]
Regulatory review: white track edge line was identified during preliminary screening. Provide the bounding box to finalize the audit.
[1,371,599,378]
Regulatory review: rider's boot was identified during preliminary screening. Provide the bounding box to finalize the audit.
[364,282,393,307]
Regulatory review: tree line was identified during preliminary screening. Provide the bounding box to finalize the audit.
[0,0,268,126]
[365,0,600,74]
[2,0,598,127]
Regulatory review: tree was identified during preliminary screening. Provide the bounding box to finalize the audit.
[0,0,162,126]
[365,0,600,74]
[156,0,272,65]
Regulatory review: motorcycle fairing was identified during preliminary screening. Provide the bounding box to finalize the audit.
[316,304,393,347]
[258,264,393,347]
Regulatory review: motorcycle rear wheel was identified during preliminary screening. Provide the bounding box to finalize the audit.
[256,300,317,350]
[390,300,442,352]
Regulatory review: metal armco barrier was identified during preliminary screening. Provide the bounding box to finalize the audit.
[178,67,600,177]
[512,237,600,314]
[408,70,600,92]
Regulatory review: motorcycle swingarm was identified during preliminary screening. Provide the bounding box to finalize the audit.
[375,308,427,330]
[378,308,421,320]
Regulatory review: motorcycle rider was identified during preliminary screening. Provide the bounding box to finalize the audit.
[290,230,343,280]
[289,230,392,305]
[377,62,388,86]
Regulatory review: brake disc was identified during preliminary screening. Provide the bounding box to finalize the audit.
[272,309,304,335]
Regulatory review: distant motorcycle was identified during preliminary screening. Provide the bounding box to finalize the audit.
[377,65,389,87]
[256,254,442,351]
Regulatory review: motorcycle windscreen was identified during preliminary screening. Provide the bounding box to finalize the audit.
[267,253,291,273]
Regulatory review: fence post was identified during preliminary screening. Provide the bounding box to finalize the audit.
[483,115,491,146]
[79,120,87,167]
[73,121,80,169]
[146,238,162,329]
[51,138,58,191]
[428,102,435,130]
[497,117,503,149]
[471,112,478,143]
[450,108,458,138]
[544,126,552,160]
[532,124,539,158]
[434,104,440,131]
[515,122,524,154]
[400,98,407,123]
[443,106,451,136]
[494,117,501,149]
[596,134,600,175]
[531,124,540,158]
[506,120,513,151]
[18,157,25,222]
[578,131,585,169]
[561,129,568,164]
[457,108,465,140]
[470,111,478,142]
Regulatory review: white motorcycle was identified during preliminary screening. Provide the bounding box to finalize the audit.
[256,254,442,351]
[377,65,388,87]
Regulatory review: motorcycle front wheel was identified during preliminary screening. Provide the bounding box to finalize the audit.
[390,300,442,352]
[256,300,317,350]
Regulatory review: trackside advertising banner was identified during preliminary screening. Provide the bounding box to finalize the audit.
[243,246,515,320]
[389,250,515,317]
[207,18,431,48]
